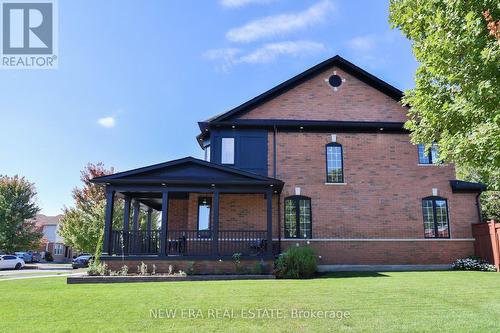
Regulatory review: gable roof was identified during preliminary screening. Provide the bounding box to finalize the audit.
[33,214,61,227]
[203,55,403,124]
[90,157,283,188]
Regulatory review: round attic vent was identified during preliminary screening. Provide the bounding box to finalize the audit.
[328,74,342,88]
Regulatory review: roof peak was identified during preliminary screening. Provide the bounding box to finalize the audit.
[201,55,403,125]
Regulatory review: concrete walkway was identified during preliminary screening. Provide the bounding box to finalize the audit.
[0,272,85,281]
[0,263,86,281]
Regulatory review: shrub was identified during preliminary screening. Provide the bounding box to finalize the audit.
[119,265,129,276]
[44,251,53,262]
[251,260,268,275]
[274,246,317,279]
[87,261,108,276]
[186,261,196,275]
[452,257,497,272]
[232,252,244,273]
[137,262,148,275]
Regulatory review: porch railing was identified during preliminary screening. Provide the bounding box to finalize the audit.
[110,229,269,257]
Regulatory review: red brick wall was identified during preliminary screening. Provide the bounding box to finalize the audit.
[168,199,188,230]
[271,132,478,240]
[169,193,273,231]
[239,66,408,122]
[281,240,474,265]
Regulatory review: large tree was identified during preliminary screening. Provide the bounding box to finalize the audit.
[0,175,42,253]
[389,1,500,191]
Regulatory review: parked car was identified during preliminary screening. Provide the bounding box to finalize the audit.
[0,255,25,270]
[72,255,93,269]
[31,252,42,263]
[15,252,33,263]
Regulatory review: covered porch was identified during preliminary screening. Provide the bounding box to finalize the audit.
[91,157,283,260]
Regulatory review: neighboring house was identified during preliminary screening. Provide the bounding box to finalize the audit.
[35,214,73,262]
[91,55,486,273]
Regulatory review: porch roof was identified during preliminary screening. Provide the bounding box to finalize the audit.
[90,156,284,191]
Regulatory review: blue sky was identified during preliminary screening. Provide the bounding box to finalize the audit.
[0,0,418,215]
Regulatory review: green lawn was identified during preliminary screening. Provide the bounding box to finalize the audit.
[1,271,499,332]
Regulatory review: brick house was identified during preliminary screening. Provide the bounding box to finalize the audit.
[91,55,486,273]
[35,214,73,262]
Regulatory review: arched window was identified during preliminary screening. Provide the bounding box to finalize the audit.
[284,196,312,239]
[326,142,343,183]
[422,196,450,238]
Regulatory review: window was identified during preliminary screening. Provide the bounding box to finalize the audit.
[422,197,450,238]
[221,138,235,164]
[197,197,211,238]
[54,244,64,255]
[284,196,312,239]
[418,144,440,164]
[204,145,211,162]
[326,143,343,183]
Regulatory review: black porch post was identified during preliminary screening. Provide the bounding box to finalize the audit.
[212,190,220,256]
[266,189,273,256]
[160,191,169,257]
[146,208,153,232]
[123,196,131,255]
[132,200,140,230]
[132,200,140,253]
[102,188,115,255]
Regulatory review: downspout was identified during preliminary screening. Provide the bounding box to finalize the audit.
[476,192,483,223]
[274,125,282,254]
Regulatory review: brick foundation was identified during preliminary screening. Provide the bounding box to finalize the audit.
[281,240,474,265]
[102,259,273,275]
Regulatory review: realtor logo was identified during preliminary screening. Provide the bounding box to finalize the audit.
[1,0,58,69]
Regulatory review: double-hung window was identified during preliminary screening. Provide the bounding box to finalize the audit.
[284,196,312,239]
[422,197,450,238]
[418,143,440,164]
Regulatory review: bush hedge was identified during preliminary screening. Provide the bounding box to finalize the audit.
[452,257,496,272]
[274,245,317,279]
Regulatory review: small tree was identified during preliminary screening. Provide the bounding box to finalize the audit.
[59,163,120,254]
[0,175,42,253]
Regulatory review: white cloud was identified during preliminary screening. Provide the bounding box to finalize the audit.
[97,116,116,128]
[204,40,326,70]
[348,36,376,51]
[203,48,241,72]
[220,0,275,8]
[239,41,325,64]
[226,0,334,43]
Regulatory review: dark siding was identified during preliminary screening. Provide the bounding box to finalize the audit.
[211,129,268,176]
